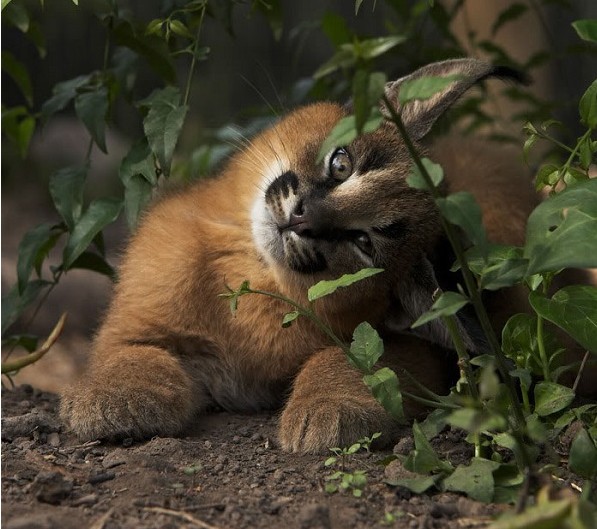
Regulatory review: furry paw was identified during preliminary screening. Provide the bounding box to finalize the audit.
[278,396,395,453]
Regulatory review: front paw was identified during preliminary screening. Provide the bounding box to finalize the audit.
[278,396,395,453]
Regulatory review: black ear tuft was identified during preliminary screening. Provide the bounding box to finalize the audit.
[481,64,531,86]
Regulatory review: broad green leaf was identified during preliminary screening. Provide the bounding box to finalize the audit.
[579,79,597,129]
[281,311,299,328]
[418,408,449,440]
[363,368,405,421]
[534,382,575,416]
[569,427,597,479]
[524,179,597,274]
[3,1,28,31]
[318,112,383,161]
[41,75,89,120]
[1,280,51,335]
[385,475,438,493]
[313,46,355,79]
[406,158,444,190]
[63,198,123,269]
[168,19,193,39]
[1,106,35,158]
[354,0,365,15]
[398,74,462,104]
[572,19,597,44]
[529,286,597,353]
[112,19,176,84]
[447,408,507,434]
[349,322,384,372]
[358,35,406,60]
[74,87,109,153]
[491,3,528,36]
[436,191,487,251]
[307,268,383,301]
[16,223,60,293]
[443,457,499,502]
[321,11,351,46]
[411,291,468,328]
[403,422,453,474]
[1,51,33,106]
[49,165,87,231]
[119,140,156,229]
[140,87,188,176]
[489,499,571,529]
[68,251,116,280]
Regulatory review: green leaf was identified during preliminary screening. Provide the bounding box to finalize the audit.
[349,322,384,372]
[1,106,36,158]
[443,458,499,502]
[321,11,351,46]
[437,192,487,251]
[112,19,176,84]
[411,291,468,328]
[489,499,572,529]
[403,422,453,474]
[534,382,575,416]
[447,408,507,434]
[307,268,383,301]
[63,198,123,269]
[41,75,89,120]
[49,166,88,231]
[491,3,528,36]
[3,1,29,31]
[168,19,193,39]
[385,475,438,494]
[1,51,33,106]
[318,111,383,161]
[358,35,406,60]
[253,0,283,40]
[2,280,52,335]
[16,223,61,293]
[67,251,116,280]
[74,87,109,153]
[353,70,386,134]
[140,87,188,176]
[524,179,597,274]
[569,427,597,479]
[572,19,597,44]
[579,79,597,129]
[119,139,156,230]
[313,46,356,79]
[406,158,444,190]
[529,286,597,354]
[364,368,405,421]
[281,311,300,328]
[398,74,462,104]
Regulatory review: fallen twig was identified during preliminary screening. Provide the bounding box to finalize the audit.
[144,506,228,529]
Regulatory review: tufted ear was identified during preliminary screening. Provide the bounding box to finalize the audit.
[385,257,486,353]
[384,58,528,141]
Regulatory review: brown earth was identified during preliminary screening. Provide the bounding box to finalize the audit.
[1,383,516,529]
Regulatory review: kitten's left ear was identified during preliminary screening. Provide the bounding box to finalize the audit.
[384,58,528,141]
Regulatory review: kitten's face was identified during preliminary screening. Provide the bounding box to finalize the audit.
[250,103,441,284]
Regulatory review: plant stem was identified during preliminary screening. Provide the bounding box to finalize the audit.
[382,94,531,463]
[536,314,551,381]
[443,314,480,401]
[183,5,206,107]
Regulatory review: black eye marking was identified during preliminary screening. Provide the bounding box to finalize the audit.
[360,148,391,173]
[265,171,299,201]
[329,148,353,182]
[373,219,409,239]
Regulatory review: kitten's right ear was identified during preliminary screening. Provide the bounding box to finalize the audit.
[383,58,528,141]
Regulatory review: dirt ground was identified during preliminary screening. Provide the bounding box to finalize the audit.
[1,383,518,529]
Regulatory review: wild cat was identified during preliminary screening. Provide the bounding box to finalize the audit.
[60,58,547,452]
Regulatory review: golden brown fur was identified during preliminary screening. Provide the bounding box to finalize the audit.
[60,59,589,452]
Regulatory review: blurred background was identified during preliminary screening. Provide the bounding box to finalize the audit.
[2,0,596,391]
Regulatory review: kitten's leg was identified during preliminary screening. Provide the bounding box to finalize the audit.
[60,343,205,441]
[278,336,450,453]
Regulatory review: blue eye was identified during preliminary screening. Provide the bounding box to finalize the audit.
[329,148,353,181]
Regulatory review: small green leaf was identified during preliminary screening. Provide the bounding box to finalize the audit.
[313,46,355,79]
[74,87,109,153]
[398,74,462,104]
[67,251,116,280]
[491,3,528,36]
[411,291,468,328]
[49,166,88,231]
[282,311,300,328]
[353,70,386,134]
[529,286,597,354]
[321,11,351,46]
[436,192,487,251]
[406,158,444,190]
[1,51,33,106]
[2,280,52,335]
[140,87,188,176]
[579,79,597,129]
[443,458,499,502]
[525,179,597,274]
[358,35,406,60]
[3,1,29,31]
[569,427,597,479]
[403,422,452,474]
[324,456,337,467]
[41,75,89,120]
[348,322,384,372]
[168,19,193,39]
[363,367,405,421]
[572,19,597,43]
[534,382,575,416]
[16,223,61,293]
[385,475,438,493]
[307,268,383,301]
[63,198,123,269]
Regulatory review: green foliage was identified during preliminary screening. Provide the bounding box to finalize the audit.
[307,268,384,302]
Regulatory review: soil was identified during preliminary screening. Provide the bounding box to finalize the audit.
[1,384,515,529]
